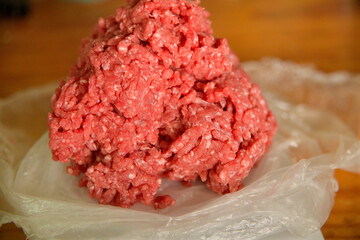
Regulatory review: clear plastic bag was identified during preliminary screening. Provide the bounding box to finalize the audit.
[1,59,359,240]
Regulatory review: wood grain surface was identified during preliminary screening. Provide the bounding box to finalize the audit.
[0,0,359,239]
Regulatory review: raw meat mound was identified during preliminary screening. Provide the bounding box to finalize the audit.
[48,0,277,209]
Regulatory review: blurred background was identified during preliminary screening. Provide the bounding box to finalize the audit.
[0,0,359,239]
[0,0,359,97]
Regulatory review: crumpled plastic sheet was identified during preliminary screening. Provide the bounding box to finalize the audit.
[1,58,359,240]
[243,58,360,140]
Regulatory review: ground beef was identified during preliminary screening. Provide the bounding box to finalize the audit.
[154,195,176,209]
[48,0,277,209]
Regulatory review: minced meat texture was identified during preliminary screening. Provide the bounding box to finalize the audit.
[48,0,277,209]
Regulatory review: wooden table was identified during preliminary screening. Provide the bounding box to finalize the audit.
[0,0,359,239]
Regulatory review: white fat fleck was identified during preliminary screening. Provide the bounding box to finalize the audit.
[157,158,166,164]
[172,88,179,94]
[219,172,226,181]
[213,122,220,128]
[129,91,138,99]
[241,160,250,168]
[129,173,136,179]
[153,32,161,38]
[118,46,127,53]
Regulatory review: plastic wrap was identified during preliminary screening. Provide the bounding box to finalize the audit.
[1,59,359,240]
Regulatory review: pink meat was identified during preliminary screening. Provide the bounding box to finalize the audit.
[48,0,277,209]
